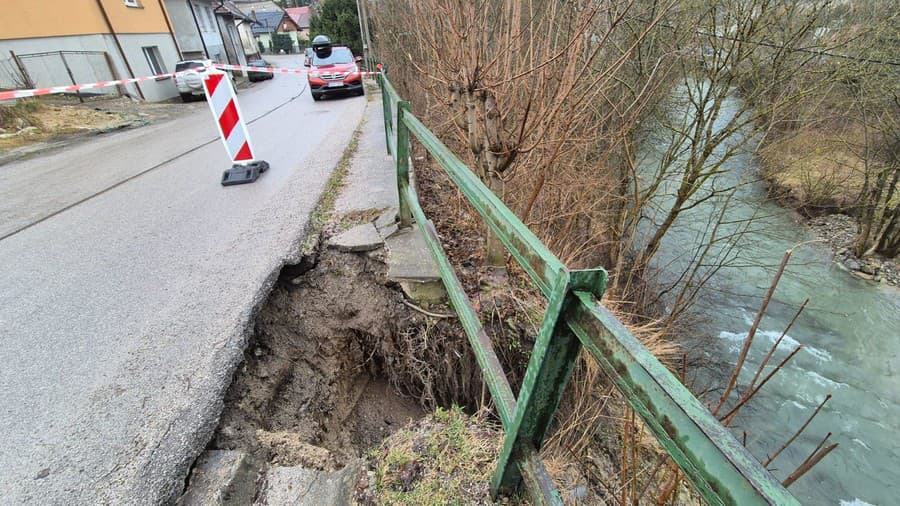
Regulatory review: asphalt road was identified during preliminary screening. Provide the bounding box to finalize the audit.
[0,55,367,504]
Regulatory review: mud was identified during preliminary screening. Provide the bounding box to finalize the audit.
[211,248,425,468]
[210,247,430,472]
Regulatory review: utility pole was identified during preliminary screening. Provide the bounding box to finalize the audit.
[354,0,374,70]
[361,0,374,70]
[354,0,366,63]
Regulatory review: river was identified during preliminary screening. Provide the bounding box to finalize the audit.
[638,89,900,505]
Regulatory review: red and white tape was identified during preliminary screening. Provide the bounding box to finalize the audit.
[0,69,205,101]
[0,62,381,101]
[212,63,306,75]
[203,70,255,163]
[211,62,381,77]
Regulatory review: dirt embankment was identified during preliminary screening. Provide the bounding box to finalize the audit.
[200,168,700,504]
[0,95,196,156]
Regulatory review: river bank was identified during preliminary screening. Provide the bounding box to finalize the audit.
[807,213,900,286]
[759,126,899,286]
[641,92,900,505]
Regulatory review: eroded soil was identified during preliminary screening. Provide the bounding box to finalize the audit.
[210,248,425,471]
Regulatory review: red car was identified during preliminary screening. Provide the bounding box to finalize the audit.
[307,45,364,101]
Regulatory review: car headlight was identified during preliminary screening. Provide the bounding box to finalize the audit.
[348,65,358,73]
[310,71,320,78]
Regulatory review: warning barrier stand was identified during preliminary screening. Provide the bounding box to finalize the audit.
[202,69,269,186]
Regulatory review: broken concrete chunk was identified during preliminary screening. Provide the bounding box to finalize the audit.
[254,459,364,506]
[385,225,446,304]
[399,280,447,305]
[327,223,384,252]
[378,222,399,241]
[177,450,256,506]
[385,226,441,282]
[373,207,399,230]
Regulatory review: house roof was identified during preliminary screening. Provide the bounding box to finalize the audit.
[250,10,287,34]
[214,1,254,21]
[284,7,310,29]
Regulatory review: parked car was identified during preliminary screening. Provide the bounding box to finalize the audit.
[173,59,235,102]
[307,46,364,101]
[247,60,274,82]
[173,60,211,102]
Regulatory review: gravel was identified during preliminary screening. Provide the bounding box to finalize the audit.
[807,213,899,286]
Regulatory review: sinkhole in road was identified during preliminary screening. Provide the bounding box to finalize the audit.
[211,248,425,471]
[204,242,489,488]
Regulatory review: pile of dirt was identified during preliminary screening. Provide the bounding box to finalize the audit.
[208,231,519,472]
[0,95,195,152]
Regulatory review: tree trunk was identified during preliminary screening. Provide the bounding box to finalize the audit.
[876,206,900,258]
[485,173,507,267]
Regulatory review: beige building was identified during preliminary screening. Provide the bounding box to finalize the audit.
[0,0,182,101]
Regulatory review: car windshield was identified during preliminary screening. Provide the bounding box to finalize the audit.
[249,61,268,67]
[175,61,205,72]
[313,48,353,66]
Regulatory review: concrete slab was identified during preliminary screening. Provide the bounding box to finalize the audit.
[327,223,384,252]
[374,207,399,230]
[399,280,448,305]
[334,98,399,214]
[177,450,256,506]
[385,225,441,282]
[378,222,399,241]
[255,460,364,506]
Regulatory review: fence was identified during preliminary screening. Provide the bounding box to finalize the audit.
[3,51,121,100]
[377,73,799,505]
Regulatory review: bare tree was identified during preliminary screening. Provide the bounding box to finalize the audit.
[370,0,674,273]
[592,0,841,329]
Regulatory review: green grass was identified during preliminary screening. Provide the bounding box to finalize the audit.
[0,99,43,130]
[372,406,516,505]
[299,116,366,256]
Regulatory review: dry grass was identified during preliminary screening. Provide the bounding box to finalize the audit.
[408,133,690,504]
[760,125,868,210]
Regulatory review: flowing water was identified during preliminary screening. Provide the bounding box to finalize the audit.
[638,90,900,505]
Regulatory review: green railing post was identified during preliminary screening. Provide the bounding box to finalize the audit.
[492,268,607,497]
[378,74,392,155]
[395,100,412,228]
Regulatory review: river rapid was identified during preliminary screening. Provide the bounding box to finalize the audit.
[637,89,900,505]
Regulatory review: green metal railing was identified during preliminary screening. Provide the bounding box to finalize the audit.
[377,74,799,506]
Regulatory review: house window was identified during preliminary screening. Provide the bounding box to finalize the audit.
[124,0,141,7]
[143,46,166,75]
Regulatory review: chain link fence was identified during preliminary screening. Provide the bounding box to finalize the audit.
[1,51,121,98]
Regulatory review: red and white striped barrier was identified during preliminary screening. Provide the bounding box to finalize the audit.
[212,62,381,77]
[203,70,255,163]
[0,68,204,101]
[202,68,268,186]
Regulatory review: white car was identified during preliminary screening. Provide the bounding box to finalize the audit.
[173,60,211,102]
[173,60,237,102]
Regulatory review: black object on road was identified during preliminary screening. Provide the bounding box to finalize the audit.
[221,160,269,186]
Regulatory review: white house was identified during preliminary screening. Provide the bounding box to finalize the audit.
[164,0,228,63]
